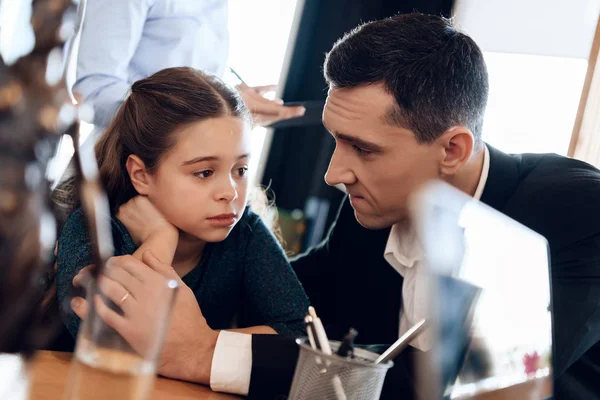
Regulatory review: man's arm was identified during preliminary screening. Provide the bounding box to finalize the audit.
[242,199,351,398]
[246,197,415,398]
[248,334,300,399]
[73,0,152,127]
[248,336,419,399]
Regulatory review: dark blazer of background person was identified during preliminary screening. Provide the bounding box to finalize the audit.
[249,145,600,400]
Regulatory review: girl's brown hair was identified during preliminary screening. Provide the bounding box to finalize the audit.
[95,67,249,212]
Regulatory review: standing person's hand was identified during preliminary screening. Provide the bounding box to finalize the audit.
[71,251,219,385]
[236,83,305,126]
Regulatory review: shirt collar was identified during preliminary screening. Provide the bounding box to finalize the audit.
[473,145,490,201]
[384,145,490,275]
[383,221,421,274]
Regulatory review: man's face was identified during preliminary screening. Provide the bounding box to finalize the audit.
[323,84,443,229]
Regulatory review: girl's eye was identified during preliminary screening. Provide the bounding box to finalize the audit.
[194,170,213,178]
[237,166,248,177]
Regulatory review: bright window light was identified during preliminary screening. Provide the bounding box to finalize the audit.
[482,52,588,155]
[227,0,300,185]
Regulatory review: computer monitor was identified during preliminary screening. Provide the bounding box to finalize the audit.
[410,181,553,399]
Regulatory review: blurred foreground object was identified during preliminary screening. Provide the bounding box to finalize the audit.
[0,0,78,354]
[410,181,553,399]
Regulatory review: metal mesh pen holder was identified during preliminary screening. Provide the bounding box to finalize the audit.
[288,339,393,400]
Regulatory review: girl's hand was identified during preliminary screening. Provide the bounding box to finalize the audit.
[117,196,177,245]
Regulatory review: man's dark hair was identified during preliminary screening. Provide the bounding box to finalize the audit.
[324,13,489,145]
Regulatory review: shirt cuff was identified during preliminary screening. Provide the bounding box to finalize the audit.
[210,331,252,396]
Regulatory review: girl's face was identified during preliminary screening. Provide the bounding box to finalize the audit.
[144,116,252,243]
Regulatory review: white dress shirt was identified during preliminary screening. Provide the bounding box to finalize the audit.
[210,146,491,394]
[210,331,252,395]
[383,145,490,350]
[73,0,229,127]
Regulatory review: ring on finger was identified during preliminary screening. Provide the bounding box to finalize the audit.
[119,291,131,307]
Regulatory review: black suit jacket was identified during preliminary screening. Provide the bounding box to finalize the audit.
[249,146,600,399]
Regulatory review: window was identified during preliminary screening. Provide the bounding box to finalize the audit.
[453,0,600,155]
[227,0,301,184]
[481,52,587,155]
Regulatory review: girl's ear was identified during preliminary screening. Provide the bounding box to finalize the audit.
[126,155,151,195]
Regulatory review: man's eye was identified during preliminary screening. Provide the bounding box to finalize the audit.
[352,145,371,156]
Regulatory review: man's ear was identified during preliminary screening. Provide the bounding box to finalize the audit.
[437,126,475,177]
[125,155,152,195]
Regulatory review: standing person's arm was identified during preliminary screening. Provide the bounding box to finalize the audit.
[73,0,152,127]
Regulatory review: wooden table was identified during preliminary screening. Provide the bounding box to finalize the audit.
[29,351,241,400]
[455,375,552,400]
[11,351,553,399]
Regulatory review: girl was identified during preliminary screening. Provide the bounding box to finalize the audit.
[56,68,309,361]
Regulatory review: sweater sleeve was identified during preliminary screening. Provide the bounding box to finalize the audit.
[56,208,136,338]
[238,209,309,337]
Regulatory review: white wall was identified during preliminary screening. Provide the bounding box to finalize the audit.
[453,0,600,59]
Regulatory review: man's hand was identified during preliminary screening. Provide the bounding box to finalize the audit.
[236,83,305,126]
[71,251,218,385]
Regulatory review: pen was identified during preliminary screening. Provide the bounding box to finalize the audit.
[308,306,333,355]
[229,67,248,86]
[308,307,347,400]
[304,315,319,351]
[336,328,358,358]
[375,319,428,364]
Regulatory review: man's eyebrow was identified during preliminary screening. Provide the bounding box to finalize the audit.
[333,132,383,152]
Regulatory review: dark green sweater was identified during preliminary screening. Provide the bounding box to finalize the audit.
[57,206,309,340]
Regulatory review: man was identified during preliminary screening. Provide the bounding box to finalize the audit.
[76,13,600,399]
[216,13,600,399]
